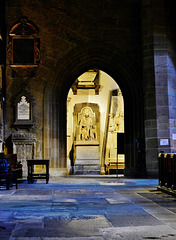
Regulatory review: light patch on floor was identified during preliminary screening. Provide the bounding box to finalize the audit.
[67,215,111,229]
[100,225,176,240]
[14,237,104,240]
[106,198,128,204]
[11,215,111,238]
[4,195,53,201]
[98,182,125,186]
[53,199,77,203]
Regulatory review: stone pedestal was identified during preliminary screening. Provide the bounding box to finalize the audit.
[11,132,36,177]
[74,141,100,175]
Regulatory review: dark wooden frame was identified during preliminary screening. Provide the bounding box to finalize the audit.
[7,16,40,76]
[71,70,100,95]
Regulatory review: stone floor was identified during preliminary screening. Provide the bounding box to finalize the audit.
[1,176,176,240]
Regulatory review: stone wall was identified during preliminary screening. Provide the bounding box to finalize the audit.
[4,0,143,177]
[4,0,176,177]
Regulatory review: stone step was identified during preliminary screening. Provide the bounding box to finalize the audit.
[74,170,101,175]
[74,164,100,170]
[75,159,100,165]
[74,163,100,175]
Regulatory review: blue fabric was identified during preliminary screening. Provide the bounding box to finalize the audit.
[0,159,8,173]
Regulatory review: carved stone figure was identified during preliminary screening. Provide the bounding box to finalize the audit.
[114,111,124,133]
[108,113,116,132]
[78,107,97,141]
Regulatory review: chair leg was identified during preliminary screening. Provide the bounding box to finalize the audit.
[13,175,18,189]
[6,175,10,190]
[16,178,18,189]
[11,172,18,189]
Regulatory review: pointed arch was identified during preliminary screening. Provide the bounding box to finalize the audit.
[43,41,145,177]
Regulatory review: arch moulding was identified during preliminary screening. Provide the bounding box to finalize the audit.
[43,42,145,177]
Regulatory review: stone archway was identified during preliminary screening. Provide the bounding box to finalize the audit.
[43,42,145,177]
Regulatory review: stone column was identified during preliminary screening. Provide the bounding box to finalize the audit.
[142,0,174,177]
[165,1,176,153]
[0,0,5,152]
[142,0,161,177]
[0,67,3,152]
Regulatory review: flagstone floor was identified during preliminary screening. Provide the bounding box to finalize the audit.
[1,177,176,239]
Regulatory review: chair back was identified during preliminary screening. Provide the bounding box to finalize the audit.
[0,159,9,174]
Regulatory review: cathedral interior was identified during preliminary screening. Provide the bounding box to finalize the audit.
[1,0,176,239]
[0,0,176,179]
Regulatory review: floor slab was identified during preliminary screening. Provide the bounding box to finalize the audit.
[0,177,176,239]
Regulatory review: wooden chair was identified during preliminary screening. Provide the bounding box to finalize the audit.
[0,159,11,190]
[5,154,22,179]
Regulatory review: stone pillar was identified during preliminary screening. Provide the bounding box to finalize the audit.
[142,0,161,177]
[43,84,68,177]
[142,0,175,177]
[0,67,3,152]
[165,1,176,153]
[0,0,5,153]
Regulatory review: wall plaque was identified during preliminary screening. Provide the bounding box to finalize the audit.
[17,96,30,120]
[172,134,176,140]
[160,139,169,146]
[13,90,35,130]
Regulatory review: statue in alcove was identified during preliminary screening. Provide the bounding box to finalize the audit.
[74,104,100,175]
[78,107,97,141]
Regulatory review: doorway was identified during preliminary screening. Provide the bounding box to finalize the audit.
[66,70,125,175]
[43,42,145,177]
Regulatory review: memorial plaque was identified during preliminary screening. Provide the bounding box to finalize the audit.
[17,96,30,120]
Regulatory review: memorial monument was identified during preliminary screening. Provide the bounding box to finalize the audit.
[74,104,100,175]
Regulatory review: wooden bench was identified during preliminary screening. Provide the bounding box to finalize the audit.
[105,158,125,175]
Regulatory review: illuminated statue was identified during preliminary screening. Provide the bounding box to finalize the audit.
[78,107,97,141]
[114,111,124,133]
[108,113,116,132]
